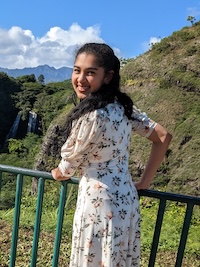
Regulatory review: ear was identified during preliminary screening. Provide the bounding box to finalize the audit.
[104,70,114,84]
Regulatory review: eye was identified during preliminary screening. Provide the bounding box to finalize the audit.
[73,67,80,73]
[87,70,96,76]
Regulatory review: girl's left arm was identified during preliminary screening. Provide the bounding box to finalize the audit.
[134,123,172,190]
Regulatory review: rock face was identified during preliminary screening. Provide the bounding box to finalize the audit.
[30,94,77,194]
[31,114,69,194]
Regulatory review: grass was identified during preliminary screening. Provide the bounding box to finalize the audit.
[0,187,199,267]
[140,198,200,266]
[0,219,72,267]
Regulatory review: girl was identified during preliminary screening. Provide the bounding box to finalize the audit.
[51,43,172,267]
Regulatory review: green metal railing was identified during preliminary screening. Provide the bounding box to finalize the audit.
[0,164,200,267]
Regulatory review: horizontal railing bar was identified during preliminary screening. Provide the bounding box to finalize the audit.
[138,189,200,205]
[1,164,200,205]
[0,164,53,180]
[0,164,200,267]
[0,164,80,184]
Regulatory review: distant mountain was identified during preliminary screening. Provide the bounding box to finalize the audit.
[0,64,73,83]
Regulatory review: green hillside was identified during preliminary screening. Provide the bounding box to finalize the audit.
[120,21,200,196]
[0,21,200,267]
[33,21,200,196]
[0,21,200,197]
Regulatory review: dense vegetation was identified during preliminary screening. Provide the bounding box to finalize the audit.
[0,21,200,266]
[121,21,200,197]
[0,73,21,145]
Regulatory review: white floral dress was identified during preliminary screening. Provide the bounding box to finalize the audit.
[58,101,157,267]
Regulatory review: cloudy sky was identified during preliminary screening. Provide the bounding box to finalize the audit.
[0,0,200,69]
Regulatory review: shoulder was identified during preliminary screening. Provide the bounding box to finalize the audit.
[131,106,157,137]
[96,101,124,118]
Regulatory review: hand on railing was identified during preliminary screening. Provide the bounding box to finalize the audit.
[51,167,71,181]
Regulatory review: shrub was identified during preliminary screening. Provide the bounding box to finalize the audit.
[186,46,198,56]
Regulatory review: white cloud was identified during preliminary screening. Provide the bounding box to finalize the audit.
[141,36,162,52]
[0,23,119,69]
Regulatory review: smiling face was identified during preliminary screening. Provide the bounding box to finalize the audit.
[72,52,111,100]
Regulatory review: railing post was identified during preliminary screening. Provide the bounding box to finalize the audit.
[175,202,194,267]
[52,181,68,267]
[30,177,45,267]
[9,173,23,267]
[148,199,167,267]
[0,165,200,267]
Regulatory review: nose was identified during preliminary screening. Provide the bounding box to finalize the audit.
[77,72,86,83]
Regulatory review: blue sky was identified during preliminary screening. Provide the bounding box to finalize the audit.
[0,0,200,69]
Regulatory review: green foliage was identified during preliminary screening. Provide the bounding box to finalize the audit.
[185,45,198,56]
[8,138,25,154]
[140,198,200,265]
[0,72,21,146]
[33,80,74,132]
[38,74,45,84]
[0,173,16,209]
[0,72,20,93]
[171,29,195,42]
[0,189,199,266]
[187,16,196,26]
[151,38,173,55]
[119,57,132,68]
[0,133,41,168]
[14,82,44,119]
[1,74,74,137]
[160,67,200,93]
[120,22,200,196]
[1,20,200,266]
[16,74,36,83]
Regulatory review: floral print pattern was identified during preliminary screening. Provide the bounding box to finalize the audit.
[58,101,157,267]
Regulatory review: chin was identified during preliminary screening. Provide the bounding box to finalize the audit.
[77,92,88,99]
[77,94,87,100]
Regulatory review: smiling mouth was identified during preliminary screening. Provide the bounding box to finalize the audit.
[78,86,89,92]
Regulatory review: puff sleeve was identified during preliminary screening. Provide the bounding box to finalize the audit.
[58,110,103,177]
[131,105,157,138]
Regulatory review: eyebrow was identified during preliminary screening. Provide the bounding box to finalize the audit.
[73,65,98,71]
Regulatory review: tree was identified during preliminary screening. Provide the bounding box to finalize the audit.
[38,74,45,84]
[187,16,196,25]
[17,74,36,83]
[0,73,21,147]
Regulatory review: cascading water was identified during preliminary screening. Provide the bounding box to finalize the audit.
[4,112,21,143]
[27,111,38,133]
[3,111,40,147]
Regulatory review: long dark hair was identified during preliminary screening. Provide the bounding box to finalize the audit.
[65,43,134,138]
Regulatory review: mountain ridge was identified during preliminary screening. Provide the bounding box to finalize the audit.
[0,64,73,83]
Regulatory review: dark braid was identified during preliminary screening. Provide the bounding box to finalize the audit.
[65,43,134,138]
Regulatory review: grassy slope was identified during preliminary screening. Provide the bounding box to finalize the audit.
[121,22,200,197]
[0,198,199,266]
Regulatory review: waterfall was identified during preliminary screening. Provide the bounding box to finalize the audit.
[4,112,21,142]
[3,111,40,147]
[27,111,37,133]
